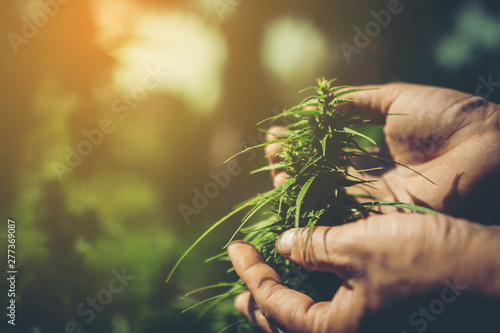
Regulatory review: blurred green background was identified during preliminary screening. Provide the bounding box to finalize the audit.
[0,0,499,332]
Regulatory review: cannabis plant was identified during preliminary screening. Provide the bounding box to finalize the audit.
[167,78,435,332]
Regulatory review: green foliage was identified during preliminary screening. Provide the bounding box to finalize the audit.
[168,78,437,330]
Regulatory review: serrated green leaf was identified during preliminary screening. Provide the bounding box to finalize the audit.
[295,175,318,228]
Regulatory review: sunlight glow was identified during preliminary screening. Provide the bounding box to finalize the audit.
[110,8,227,114]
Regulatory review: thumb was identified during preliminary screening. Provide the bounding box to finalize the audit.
[276,226,358,280]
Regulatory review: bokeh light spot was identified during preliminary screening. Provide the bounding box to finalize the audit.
[261,16,329,85]
[112,10,227,114]
[436,4,500,68]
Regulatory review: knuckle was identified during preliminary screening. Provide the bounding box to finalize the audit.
[294,228,321,268]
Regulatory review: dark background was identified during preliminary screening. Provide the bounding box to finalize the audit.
[0,0,499,332]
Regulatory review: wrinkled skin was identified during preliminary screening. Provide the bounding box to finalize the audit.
[268,83,500,222]
[228,83,500,333]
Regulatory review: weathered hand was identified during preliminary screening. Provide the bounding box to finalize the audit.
[266,83,500,222]
[230,83,500,332]
[228,213,500,333]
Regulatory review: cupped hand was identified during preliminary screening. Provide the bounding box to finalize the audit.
[266,83,500,222]
[228,213,500,333]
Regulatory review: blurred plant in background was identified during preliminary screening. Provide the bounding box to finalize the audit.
[0,0,498,332]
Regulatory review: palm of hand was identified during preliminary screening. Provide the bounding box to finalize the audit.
[338,84,500,221]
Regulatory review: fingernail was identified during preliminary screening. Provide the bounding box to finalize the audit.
[226,240,248,253]
[276,229,298,255]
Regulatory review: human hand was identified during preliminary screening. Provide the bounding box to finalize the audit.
[266,83,500,222]
[228,213,500,333]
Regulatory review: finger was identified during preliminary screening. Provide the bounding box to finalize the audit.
[276,226,361,279]
[228,241,363,333]
[235,292,282,333]
[339,83,420,124]
[343,83,488,131]
[265,126,288,177]
[339,83,433,126]
[338,84,393,118]
[235,292,257,324]
[273,171,288,188]
[265,126,288,162]
[265,140,284,167]
[265,127,289,187]
[265,126,288,143]
[235,290,362,333]
[227,241,328,332]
